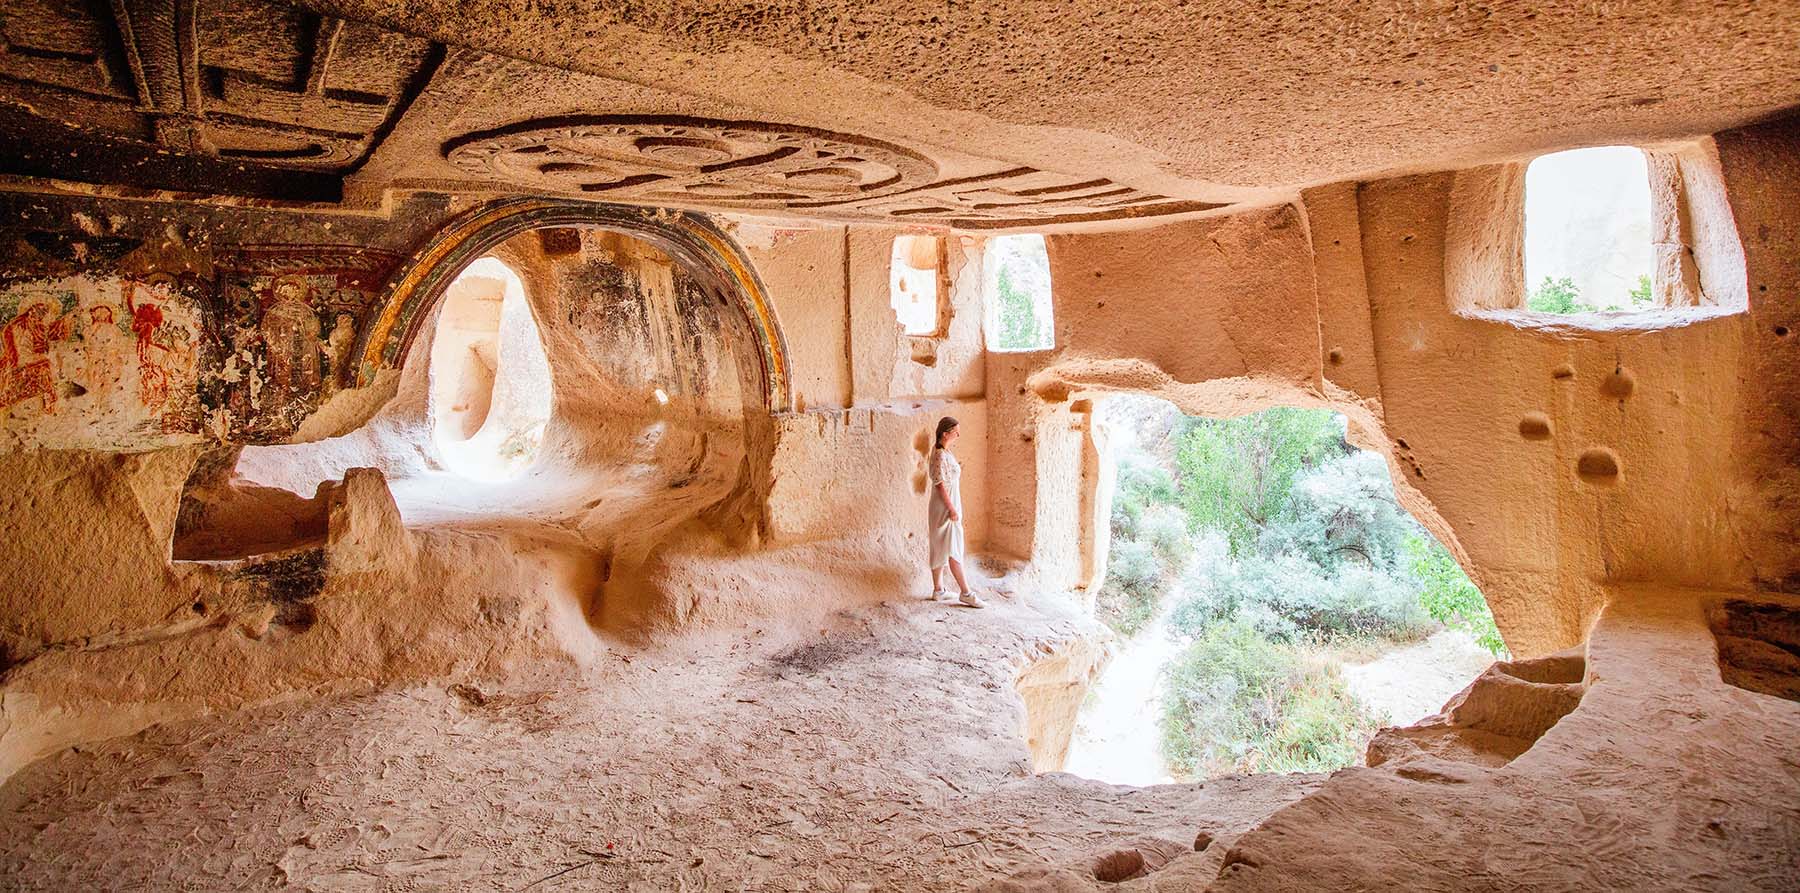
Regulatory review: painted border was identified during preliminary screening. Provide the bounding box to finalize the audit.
[355,197,792,413]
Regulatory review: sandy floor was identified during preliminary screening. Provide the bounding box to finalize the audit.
[0,594,1317,892]
[1342,628,1496,727]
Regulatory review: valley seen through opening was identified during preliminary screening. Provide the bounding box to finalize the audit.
[1063,396,1504,785]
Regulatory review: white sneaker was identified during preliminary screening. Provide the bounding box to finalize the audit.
[930,590,948,601]
[959,591,985,609]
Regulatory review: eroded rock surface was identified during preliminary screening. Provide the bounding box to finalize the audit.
[0,595,1316,891]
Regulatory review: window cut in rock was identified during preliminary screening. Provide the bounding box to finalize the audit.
[889,234,943,336]
[1523,147,1654,313]
[984,234,1054,351]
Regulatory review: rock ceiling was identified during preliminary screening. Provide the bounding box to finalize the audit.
[2,0,1798,229]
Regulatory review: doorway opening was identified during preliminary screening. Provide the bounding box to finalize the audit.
[428,256,553,482]
[1063,395,1503,784]
[172,220,774,562]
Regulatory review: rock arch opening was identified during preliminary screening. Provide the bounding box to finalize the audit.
[427,256,552,482]
[171,221,776,583]
[1061,395,1506,784]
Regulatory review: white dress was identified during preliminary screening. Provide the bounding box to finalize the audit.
[928,448,965,569]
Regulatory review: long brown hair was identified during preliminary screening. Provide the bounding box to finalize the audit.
[933,416,959,450]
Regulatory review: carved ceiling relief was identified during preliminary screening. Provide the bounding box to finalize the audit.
[443,116,1224,228]
[1,2,1217,226]
[0,0,439,170]
[444,117,940,209]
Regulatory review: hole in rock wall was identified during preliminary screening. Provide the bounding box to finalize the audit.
[1061,395,1506,785]
[984,234,1054,352]
[1709,598,1800,702]
[1524,146,1654,313]
[175,225,767,563]
[428,257,553,483]
[889,234,944,336]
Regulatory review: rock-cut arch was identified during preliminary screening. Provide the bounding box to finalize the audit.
[355,197,794,414]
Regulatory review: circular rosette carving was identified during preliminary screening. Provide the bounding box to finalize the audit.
[445,116,937,209]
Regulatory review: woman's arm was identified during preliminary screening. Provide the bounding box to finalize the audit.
[937,481,960,522]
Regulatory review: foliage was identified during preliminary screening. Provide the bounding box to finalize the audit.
[1405,535,1507,655]
[1255,663,1380,773]
[1526,276,1597,314]
[1168,550,1432,645]
[1174,408,1345,556]
[1159,620,1380,777]
[1137,504,1189,566]
[1109,451,1179,541]
[1629,274,1653,307]
[1093,401,1503,779]
[994,264,1045,350]
[1257,452,1416,573]
[1095,539,1167,638]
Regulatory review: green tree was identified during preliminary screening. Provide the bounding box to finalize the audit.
[1526,276,1596,314]
[1174,408,1345,556]
[1259,451,1417,573]
[1628,274,1653,307]
[1405,535,1506,655]
[994,264,1043,350]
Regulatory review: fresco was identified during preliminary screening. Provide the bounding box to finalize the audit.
[0,242,401,449]
[0,276,205,449]
[209,246,399,439]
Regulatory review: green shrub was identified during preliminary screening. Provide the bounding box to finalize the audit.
[1406,535,1507,655]
[1110,450,1179,541]
[1159,620,1379,777]
[1168,552,1431,645]
[1258,452,1416,574]
[1138,504,1190,566]
[1096,539,1167,638]
[1257,663,1380,774]
[1160,620,1293,774]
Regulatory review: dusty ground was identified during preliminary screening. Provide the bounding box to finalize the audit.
[1342,628,1497,727]
[0,593,1317,892]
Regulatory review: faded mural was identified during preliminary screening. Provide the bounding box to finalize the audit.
[0,276,204,448]
[0,243,400,450]
[211,246,397,439]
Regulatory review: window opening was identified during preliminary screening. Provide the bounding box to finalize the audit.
[1523,146,1654,313]
[983,234,1054,351]
[428,256,552,482]
[1062,395,1503,785]
[889,234,943,336]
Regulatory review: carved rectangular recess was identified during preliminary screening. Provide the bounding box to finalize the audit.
[1709,598,1800,702]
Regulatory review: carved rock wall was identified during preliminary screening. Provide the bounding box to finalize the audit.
[986,115,1800,657]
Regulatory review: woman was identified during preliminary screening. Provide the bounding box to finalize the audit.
[928,416,984,608]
